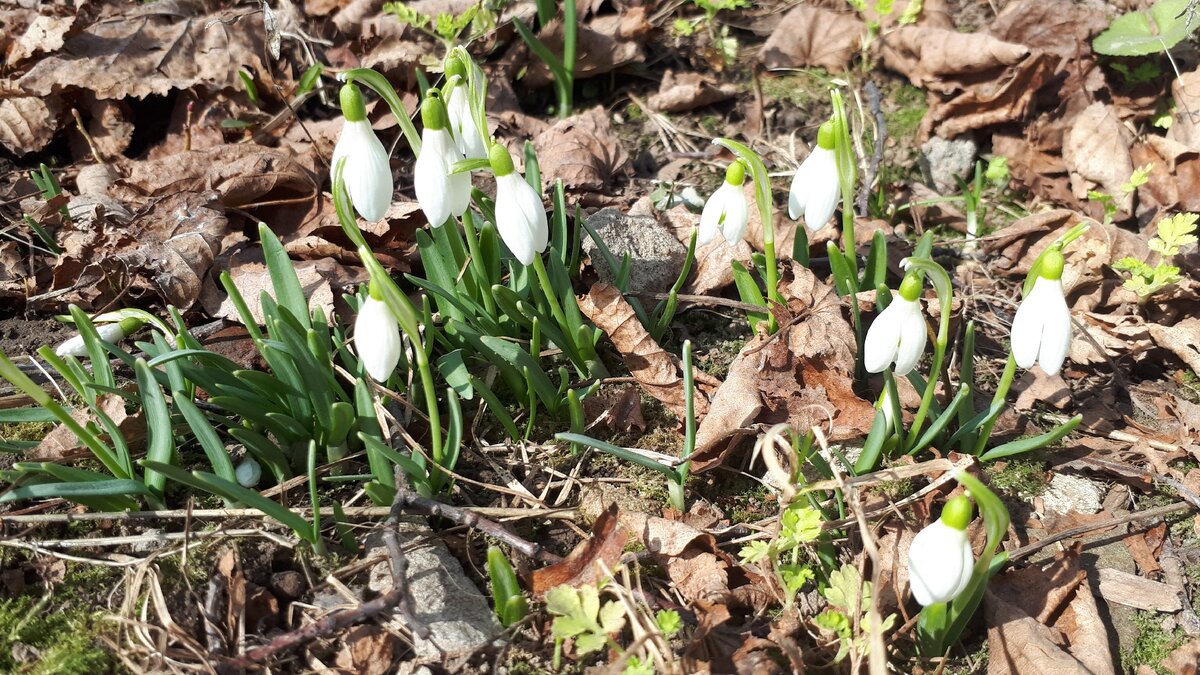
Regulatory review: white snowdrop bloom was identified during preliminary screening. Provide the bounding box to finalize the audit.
[864,274,928,376]
[55,318,141,358]
[787,120,840,233]
[355,295,402,382]
[414,89,471,228]
[490,145,548,266]
[235,458,262,488]
[1010,247,1072,377]
[908,495,975,606]
[445,85,488,160]
[698,162,749,246]
[332,83,393,223]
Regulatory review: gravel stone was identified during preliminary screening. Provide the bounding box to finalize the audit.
[920,135,977,194]
[581,207,686,294]
[1040,473,1103,515]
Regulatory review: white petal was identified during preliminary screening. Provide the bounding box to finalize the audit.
[447,87,488,160]
[804,151,840,232]
[355,297,402,381]
[892,301,928,376]
[864,297,904,374]
[720,184,749,243]
[55,323,128,358]
[332,119,393,222]
[415,128,469,227]
[1035,278,1072,376]
[496,174,544,265]
[698,185,728,245]
[787,162,812,221]
[1010,281,1048,370]
[907,520,974,606]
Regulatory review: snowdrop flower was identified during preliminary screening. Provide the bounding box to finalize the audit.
[698,161,749,246]
[235,457,262,488]
[444,56,489,160]
[414,89,471,228]
[489,144,548,266]
[1010,247,1071,377]
[788,120,840,233]
[864,273,928,376]
[55,318,142,358]
[355,293,402,381]
[908,494,975,606]
[332,83,393,222]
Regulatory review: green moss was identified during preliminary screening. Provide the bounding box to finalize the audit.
[0,596,116,674]
[0,419,54,442]
[884,84,928,140]
[984,459,1048,499]
[625,102,644,121]
[1122,610,1184,674]
[759,69,833,108]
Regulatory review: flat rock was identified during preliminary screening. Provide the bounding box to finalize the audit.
[368,521,501,659]
[921,135,977,194]
[1040,473,1102,516]
[581,207,687,294]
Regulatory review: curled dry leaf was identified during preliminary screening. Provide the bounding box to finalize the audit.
[530,504,628,594]
[1168,68,1200,151]
[521,11,647,88]
[647,69,740,114]
[5,14,76,66]
[690,264,874,472]
[759,4,863,72]
[0,95,60,156]
[577,282,712,421]
[335,625,397,675]
[11,0,273,101]
[985,545,1117,675]
[531,107,632,192]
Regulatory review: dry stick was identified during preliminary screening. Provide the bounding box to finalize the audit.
[0,505,573,525]
[203,575,228,656]
[216,480,431,673]
[1007,501,1192,563]
[858,81,886,218]
[390,488,562,564]
[1074,456,1200,510]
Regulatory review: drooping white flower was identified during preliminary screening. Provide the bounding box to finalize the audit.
[332,83,394,223]
[414,89,471,228]
[355,295,402,382]
[1010,247,1072,377]
[908,495,975,606]
[235,457,262,488]
[490,145,548,266]
[787,120,840,233]
[55,318,142,358]
[699,162,749,246]
[446,85,489,160]
[864,274,928,376]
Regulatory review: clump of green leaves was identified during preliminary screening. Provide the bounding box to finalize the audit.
[846,0,923,40]
[546,583,625,664]
[739,503,822,606]
[0,596,114,675]
[813,564,897,663]
[1113,212,1197,301]
[487,546,529,627]
[1094,0,1197,56]
[672,0,750,66]
[1089,163,1152,225]
[383,1,492,52]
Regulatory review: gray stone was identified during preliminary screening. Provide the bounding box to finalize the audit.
[920,135,977,194]
[581,207,687,294]
[368,521,501,658]
[1041,473,1103,516]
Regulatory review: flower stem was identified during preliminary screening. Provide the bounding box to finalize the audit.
[972,354,1018,456]
[901,257,954,452]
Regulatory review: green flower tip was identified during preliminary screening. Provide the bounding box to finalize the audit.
[898,271,923,302]
[817,120,836,150]
[725,160,747,187]
[444,54,466,80]
[489,143,515,177]
[940,494,974,531]
[420,88,449,131]
[339,83,367,123]
[117,317,144,334]
[1040,247,1065,281]
[367,277,384,301]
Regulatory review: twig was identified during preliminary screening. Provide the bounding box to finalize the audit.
[203,575,228,655]
[0,505,575,525]
[858,81,886,218]
[1007,501,1193,562]
[1074,456,1200,511]
[627,291,767,313]
[390,488,562,564]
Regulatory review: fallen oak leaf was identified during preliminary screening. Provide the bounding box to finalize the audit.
[759,4,863,72]
[530,503,627,594]
[577,283,711,422]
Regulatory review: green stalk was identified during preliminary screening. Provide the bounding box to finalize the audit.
[530,255,580,359]
[972,354,1018,456]
[900,257,953,452]
[712,139,780,331]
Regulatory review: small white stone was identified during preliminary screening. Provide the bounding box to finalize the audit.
[1041,473,1102,516]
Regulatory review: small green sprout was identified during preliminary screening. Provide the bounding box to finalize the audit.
[1114,212,1197,301]
[546,584,626,658]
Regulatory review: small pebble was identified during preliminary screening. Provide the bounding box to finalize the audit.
[270,570,305,600]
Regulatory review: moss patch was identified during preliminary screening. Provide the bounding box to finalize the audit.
[985,459,1048,499]
[884,83,928,141]
[0,596,117,674]
[1122,610,1184,674]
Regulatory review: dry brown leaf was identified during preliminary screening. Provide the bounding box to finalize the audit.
[522,12,645,87]
[925,51,1058,139]
[201,243,367,325]
[1148,318,1200,374]
[1063,103,1135,214]
[1097,567,1182,612]
[647,69,739,113]
[5,14,76,66]
[532,107,631,192]
[31,394,145,462]
[988,0,1110,61]
[691,264,874,472]
[13,0,274,101]
[882,26,1030,92]
[577,283,711,421]
[531,504,628,594]
[1164,639,1200,675]
[1168,68,1200,152]
[581,385,645,433]
[1123,521,1166,576]
[759,4,862,72]
[336,625,396,675]
[0,96,60,155]
[1013,371,1071,411]
[82,99,135,160]
[661,204,752,295]
[986,546,1117,675]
